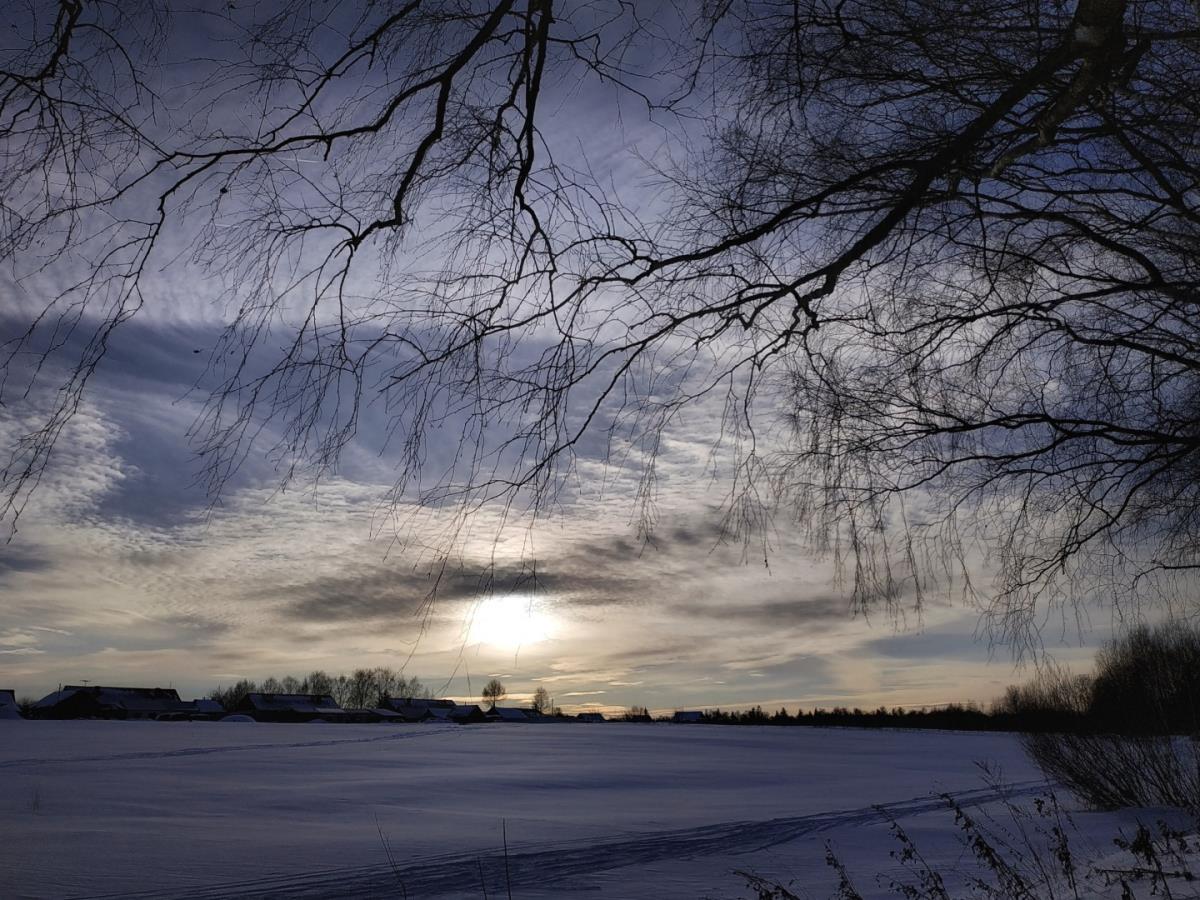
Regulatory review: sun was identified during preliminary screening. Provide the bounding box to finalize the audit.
[468,593,557,651]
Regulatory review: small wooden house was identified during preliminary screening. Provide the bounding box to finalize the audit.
[234,692,348,723]
[486,706,532,723]
[672,710,704,724]
[446,704,487,724]
[31,685,189,720]
[0,690,21,720]
[380,696,458,711]
[575,712,606,723]
[387,704,439,722]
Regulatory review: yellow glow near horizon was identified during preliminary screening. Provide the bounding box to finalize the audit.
[468,593,557,651]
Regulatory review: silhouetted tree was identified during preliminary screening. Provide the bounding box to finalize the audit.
[209,678,257,711]
[3,1,1199,646]
[347,669,375,709]
[530,686,552,715]
[304,671,335,696]
[482,678,506,710]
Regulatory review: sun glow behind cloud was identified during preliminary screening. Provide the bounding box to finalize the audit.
[467,593,558,652]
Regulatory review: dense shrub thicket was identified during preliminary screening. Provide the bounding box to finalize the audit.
[994,625,1200,736]
[997,625,1200,811]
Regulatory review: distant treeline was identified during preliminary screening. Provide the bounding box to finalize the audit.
[208,668,432,711]
[690,703,1012,731]
[693,624,1200,736]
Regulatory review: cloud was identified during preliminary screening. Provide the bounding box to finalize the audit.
[0,307,1048,714]
[671,593,854,630]
[0,629,42,648]
[0,550,51,581]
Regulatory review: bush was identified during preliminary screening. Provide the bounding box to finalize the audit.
[992,665,1093,733]
[1024,732,1200,812]
[1005,624,1200,811]
[1089,625,1200,736]
[737,787,1200,899]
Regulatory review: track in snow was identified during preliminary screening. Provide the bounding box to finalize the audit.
[78,780,1050,900]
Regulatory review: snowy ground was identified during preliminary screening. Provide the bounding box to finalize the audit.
[0,721,1181,899]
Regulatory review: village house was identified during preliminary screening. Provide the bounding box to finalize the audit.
[387,704,440,722]
[446,704,487,724]
[155,698,228,722]
[377,696,482,723]
[672,711,704,724]
[370,707,407,723]
[30,686,191,720]
[234,692,348,723]
[487,706,534,723]
[575,712,605,723]
[0,690,21,719]
[380,697,457,711]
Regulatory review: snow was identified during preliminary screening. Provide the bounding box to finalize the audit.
[0,722,1175,898]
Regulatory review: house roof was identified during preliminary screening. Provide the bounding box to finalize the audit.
[488,707,532,721]
[33,688,78,709]
[240,693,344,713]
[381,696,457,711]
[389,705,437,720]
[371,708,405,719]
[37,686,187,713]
[0,690,20,720]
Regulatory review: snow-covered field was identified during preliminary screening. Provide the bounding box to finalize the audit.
[0,721,1170,899]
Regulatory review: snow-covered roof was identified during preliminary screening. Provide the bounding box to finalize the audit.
[381,696,456,711]
[190,699,225,714]
[36,686,187,714]
[389,705,436,720]
[90,687,184,712]
[240,693,343,713]
[33,688,79,709]
[488,707,532,722]
[0,690,21,720]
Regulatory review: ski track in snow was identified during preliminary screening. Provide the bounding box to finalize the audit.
[73,780,1050,900]
[0,725,460,770]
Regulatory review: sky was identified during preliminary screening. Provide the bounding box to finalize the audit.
[0,2,1109,712]
[0,311,1105,712]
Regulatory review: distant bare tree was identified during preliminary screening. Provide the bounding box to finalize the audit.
[531,686,552,715]
[208,678,256,711]
[482,678,506,710]
[330,675,353,710]
[3,1,1199,647]
[345,669,375,709]
[304,671,335,696]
